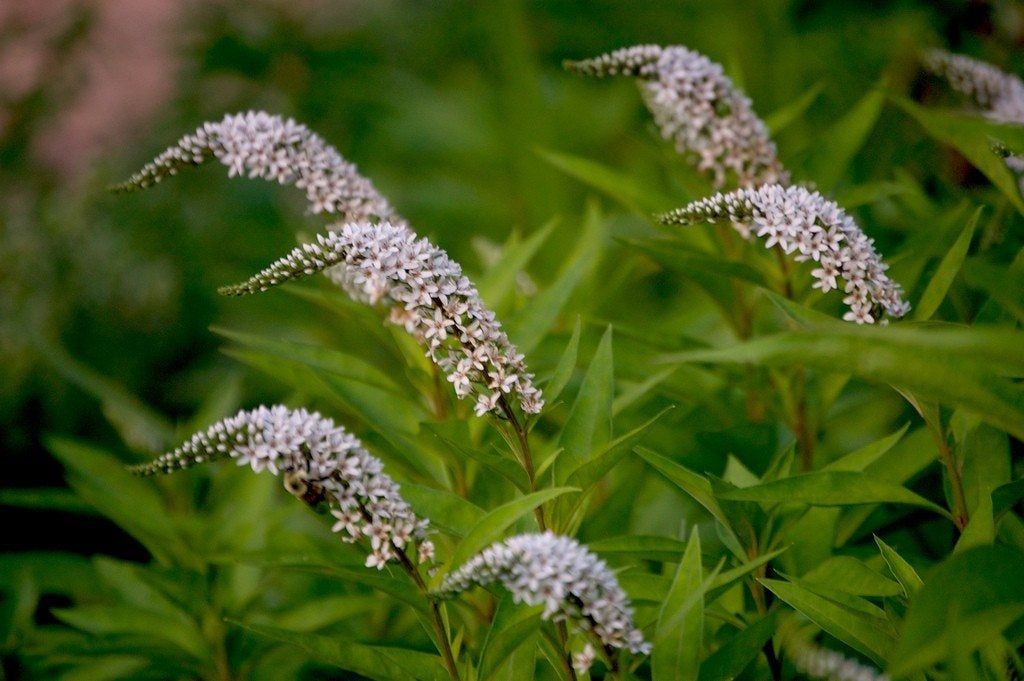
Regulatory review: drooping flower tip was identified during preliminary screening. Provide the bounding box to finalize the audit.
[659,184,909,324]
[114,111,400,222]
[563,45,664,78]
[923,49,1024,119]
[790,641,890,681]
[129,405,433,570]
[219,221,544,416]
[568,44,788,188]
[436,531,650,656]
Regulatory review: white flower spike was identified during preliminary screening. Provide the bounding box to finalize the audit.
[129,405,433,570]
[659,184,909,323]
[117,112,542,418]
[436,532,650,656]
[567,44,789,189]
[218,221,543,416]
[114,111,400,223]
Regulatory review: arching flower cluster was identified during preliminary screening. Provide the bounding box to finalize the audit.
[925,51,1024,186]
[566,44,789,188]
[790,641,890,681]
[924,50,1024,124]
[113,111,400,221]
[660,184,910,323]
[129,405,434,568]
[118,112,542,418]
[219,222,543,416]
[435,532,650,656]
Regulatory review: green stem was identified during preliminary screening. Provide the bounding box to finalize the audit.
[925,419,969,532]
[498,396,546,530]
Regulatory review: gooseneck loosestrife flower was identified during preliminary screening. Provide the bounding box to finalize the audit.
[130,405,435,569]
[565,44,789,188]
[790,641,890,681]
[117,112,542,418]
[435,532,651,660]
[924,49,1024,124]
[659,184,910,323]
[924,50,1024,182]
[218,222,543,417]
[113,111,400,221]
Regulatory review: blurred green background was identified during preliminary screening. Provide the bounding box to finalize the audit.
[2,0,1023,676]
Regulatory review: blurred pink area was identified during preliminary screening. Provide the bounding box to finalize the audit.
[0,0,185,179]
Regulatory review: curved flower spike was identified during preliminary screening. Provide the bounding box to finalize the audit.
[790,641,890,681]
[659,184,909,323]
[566,44,789,189]
[113,111,400,222]
[435,532,651,656]
[129,405,434,568]
[924,51,1024,184]
[219,221,543,416]
[924,49,1024,123]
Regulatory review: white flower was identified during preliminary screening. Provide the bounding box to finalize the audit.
[659,184,910,323]
[435,531,651,656]
[790,640,890,681]
[114,111,399,224]
[925,50,1024,190]
[572,643,597,676]
[218,222,543,416]
[128,405,432,568]
[567,45,788,189]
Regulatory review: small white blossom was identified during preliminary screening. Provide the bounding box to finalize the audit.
[218,222,543,416]
[128,405,433,569]
[113,111,398,224]
[435,532,650,656]
[791,641,890,681]
[567,45,788,188]
[573,643,597,676]
[659,184,909,323]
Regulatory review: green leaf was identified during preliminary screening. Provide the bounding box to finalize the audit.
[401,483,485,537]
[963,258,1024,324]
[544,316,582,406]
[236,621,448,681]
[477,218,557,310]
[804,86,885,191]
[565,407,671,492]
[554,326,614,485]
[510,201,604,354]
[587,535,689,563]
[212,326,405,395]
[661,325,1024,440]
[422,425,529,492]
[478,593,543,679]
[894,98,1024,214]
[874,536,923,598]
[824,423,910,472]
[45,438,192,567]
[801,556,901,597]
[954,493,995,553]
[914,207,980,320]
[636,448,744,558]
[653,530,704,681]
[717,470,948,517]
[442,487,578,578]
[765,81,824,133]
[0,488,97,515]
[705,547,788,605]
[54,605,211,662]
[37,341,174,453]
[760,578,895,664]
[537,148,675,214]
[699,612,777,681]
[890,546,1024,678]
